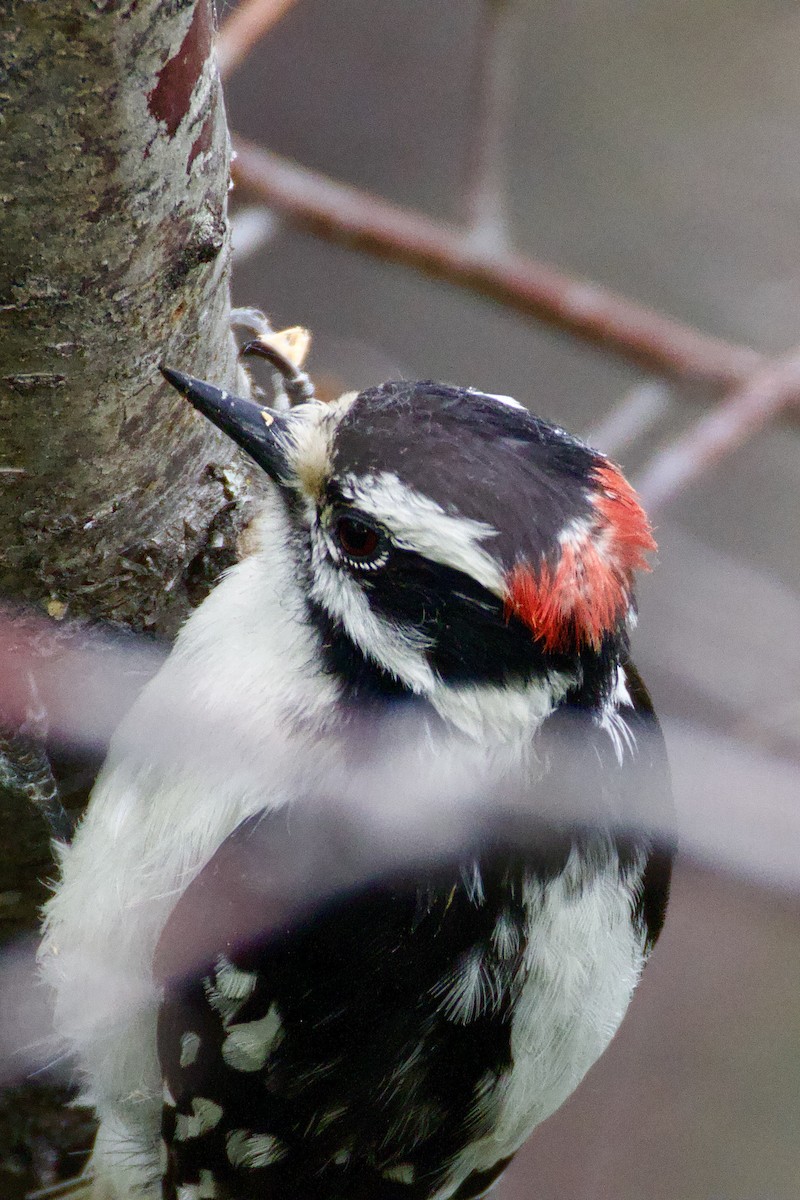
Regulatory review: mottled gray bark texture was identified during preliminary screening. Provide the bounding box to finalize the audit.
[0,0,264,634]
[0,4,265,1193]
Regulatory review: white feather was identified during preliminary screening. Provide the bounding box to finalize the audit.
[598,666,637,766]
[225,1129,286,1168]
[221,1005,282,1073]
[174,1098,223,1141]
[438,845,647,1197]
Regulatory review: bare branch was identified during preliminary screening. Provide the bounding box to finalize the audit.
[231,140,765,387]
[584,380,672,458]
[636,349,800,510]
[463,0,523,251]
[217,0,301,82]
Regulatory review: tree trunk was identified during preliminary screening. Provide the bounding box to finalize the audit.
[0,3,262,1193]
[1,0,264,634]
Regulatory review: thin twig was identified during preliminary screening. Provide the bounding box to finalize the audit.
[231,139,765,387]
[635,348,800,510]
[584,380,672,458]
[217,0,300,81]
[464,0,523,251]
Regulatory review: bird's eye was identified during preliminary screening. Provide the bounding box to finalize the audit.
[333,514,385,565]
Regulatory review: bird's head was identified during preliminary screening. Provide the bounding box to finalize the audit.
[161,370,655,714]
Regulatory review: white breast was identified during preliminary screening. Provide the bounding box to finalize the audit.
[39,498,340,1194]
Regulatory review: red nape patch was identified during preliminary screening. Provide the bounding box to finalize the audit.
[590,462,657,575]
[504,463,656,652]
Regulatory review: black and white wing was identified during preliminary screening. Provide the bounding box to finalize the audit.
[155,809,533,1200]
[154,680,672,1200]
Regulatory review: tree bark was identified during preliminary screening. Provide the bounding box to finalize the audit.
[0,4,263,1193]
[1,0,264,635]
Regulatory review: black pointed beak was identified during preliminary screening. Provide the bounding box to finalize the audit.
[160,366,293,484]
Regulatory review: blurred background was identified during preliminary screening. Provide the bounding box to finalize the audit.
[3,2,800,1197]
[224,3,800,1198]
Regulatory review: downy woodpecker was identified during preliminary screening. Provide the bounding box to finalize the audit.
[41,371,672,1200]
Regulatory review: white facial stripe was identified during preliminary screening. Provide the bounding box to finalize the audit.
[309,538,436,694]
[340,472,506,596]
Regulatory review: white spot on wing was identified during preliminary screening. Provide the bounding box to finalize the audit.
[226,1129,286,1168]
[215,956,258,1001]
[204,977,246,1025]
[179,1030,201,1068]
[198,1169,218,1198]
[222,1004,282,1072]
[174,1097,223,1141]
[382,1163,416,1184]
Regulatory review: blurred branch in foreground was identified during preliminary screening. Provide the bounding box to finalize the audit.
[0,677,797,1090]
[0,597,795,1096]
[0,605,796,905]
